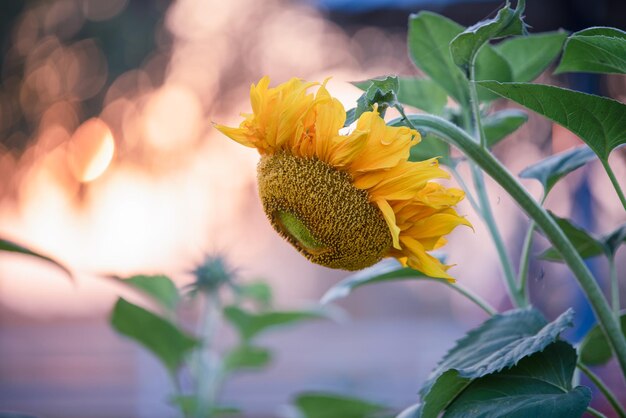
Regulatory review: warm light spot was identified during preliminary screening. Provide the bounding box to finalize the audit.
[68,118,115,182]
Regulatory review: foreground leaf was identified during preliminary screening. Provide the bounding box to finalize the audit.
[321,260,435,304]
[483,109,528,146]
[519,145,596,193]
[556,27,626,75]
[112,274,179,311]
[224,306,327,343]
[580,312,626,365]
[477,81,626,161]
[0,238,73,280]
[450,0,526,72]
[444,342,590,418]
[417,308,574,418]
[110,298,198,373]
[495,31,568,81]
[223,345,271,372]
[294,392,388,418]
[540,213,606,261]
[408,12,469,105]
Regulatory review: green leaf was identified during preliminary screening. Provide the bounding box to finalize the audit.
[110,298,198,373]
[418,308,574,418]
[474,46,514,101]
[344,108,357,127]
[477,81,626,161]
[321,260,436,304]
[495,31,569,82]
[539,213,606,262]
[519,145,596,193]
[449,0,527,72]
[396,77,448,115]
[0,237,73,280]
[234,281,273,309]
[410,134,452,166]
[408,12,469,105]
[352,76,399,121]
[602,224,626,258]
[113,275,179,311]
[223,345,271,372]
[444,342,591,418]
[396,403,421,418]
[580,312,626,365]
[483,109,528,146]
[224,305,327,343]
[293,392,388,418]
[556,27,626,75]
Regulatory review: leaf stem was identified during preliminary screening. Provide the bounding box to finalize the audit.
[394,104,418,131]
[517,195,546,305]
[610,256,620,321]
[395,113,626,379]
[468,57,486,148]
[450,166,481,214]
[444,280,497,316]
[600,158,626,211]
[586,407,609,418]
[577,362,626,418]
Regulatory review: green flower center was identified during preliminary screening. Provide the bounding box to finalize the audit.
[257,152,392,271]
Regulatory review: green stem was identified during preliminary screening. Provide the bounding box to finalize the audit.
[600,158,626,211]
[450,166,481,214]
[578,362,626,418]
[194,292,222,418]
[471,163,525,308]
[394,104,418,131]
[444,280,497,316]
[610,256,620,321]
[587,407,609,418]
[517,221,534,303]
[395,114,626,379]
[468,58,486,148]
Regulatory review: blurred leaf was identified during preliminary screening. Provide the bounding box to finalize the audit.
[495,31,569,81]
[417,308,574,418]
[477,81,626,161]
[444,342,590,418]
[223,345,271,372]
[110,298,198,373]
[113,274,179,311]
[171,396,240,417]
[0,238,73,280]
[475,46,514,101]
[408,12,469,105]
[450,0,526,72]
[234,281,273,310]
[345,108,357,127]
[321,260,437,304]
[483,109,528,146]
[410,134,452,166]
[518,145,596,193]
[395,77,448,115]
[224,306,327,343]
[602,224,626,258]
[580,312,626,365]
[539,213,606,262]
[556,27,626,75]
[294,392,388,418]
[351,76,400,121]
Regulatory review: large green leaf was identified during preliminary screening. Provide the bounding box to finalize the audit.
[0,238,73,280]
[474,46,514,101]
[539,213,606,262]
[112,274,179,311]
[449,0,526,72]
[223,306,327,343]
[580,312,626,365]
[321,260,437,304]
[495,31,568,82]
[483,109,528,146]
[293,393,389,418]
[444,342,591,418]
[110,298,198,373]
[519,145,596,193]
[556,27,626,75]
[417,308,574,418]
[223,345,271,372]
[477,81,626,161]
[408,12,469,105]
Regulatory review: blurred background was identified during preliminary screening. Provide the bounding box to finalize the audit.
[0,0,625,416]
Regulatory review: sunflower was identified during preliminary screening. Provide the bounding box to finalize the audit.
[216,77,470,280]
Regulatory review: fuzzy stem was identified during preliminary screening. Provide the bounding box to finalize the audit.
[578,362,626,418]
[600,158,626,211]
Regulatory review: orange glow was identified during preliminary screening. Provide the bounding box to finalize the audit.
[67,118,115,182]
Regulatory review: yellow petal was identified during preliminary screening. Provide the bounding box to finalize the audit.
[375,199,401,250]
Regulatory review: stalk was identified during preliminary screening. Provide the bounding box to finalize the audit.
[577,362,626,418]
[600,158,626,211]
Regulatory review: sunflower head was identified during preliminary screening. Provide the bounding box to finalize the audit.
[216,77,470,280]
